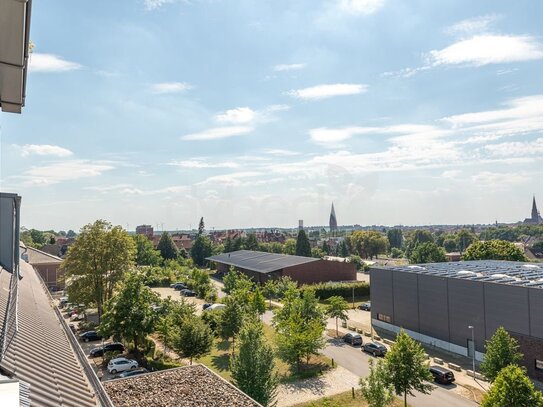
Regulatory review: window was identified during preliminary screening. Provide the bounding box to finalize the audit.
[536,359,543,371]
[377,313,392,323]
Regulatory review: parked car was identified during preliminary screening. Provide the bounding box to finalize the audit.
[202,303,213,310]
[173,283,187,290]
[70,313,85,322]
[358,302,371,311]
[429,366,456,384]
[203,304,226,312]
[118,368,149,378]
[180,289,197,297]
[362,342,387,356]
[79,330,102,342]
[90,342,125,357]
[59,297,69,307]
[343,332,363,346]
[107,358,138,374]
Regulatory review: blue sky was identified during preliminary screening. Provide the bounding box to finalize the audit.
[1,0,543,231]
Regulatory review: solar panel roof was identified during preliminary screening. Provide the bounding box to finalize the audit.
[378,260,543,288]
[206,250,318,274]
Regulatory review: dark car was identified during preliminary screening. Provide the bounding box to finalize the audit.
[363,342,387,356]
[118,368,149,378]
[180,289,197,297]
[202,303,213,310]
[79,330,102,342]
[173,283,187,290]
[358,302,371,311]
[429,366,456,384]
[343,332,363,346]
[90,342,125,357]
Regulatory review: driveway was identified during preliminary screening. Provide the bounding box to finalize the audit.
[151,287,208,314]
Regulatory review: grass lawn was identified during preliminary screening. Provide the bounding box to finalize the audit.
[292,390,407,407]
[196,323,333,383]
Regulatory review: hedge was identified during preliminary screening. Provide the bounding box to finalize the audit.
[300,281,370,300]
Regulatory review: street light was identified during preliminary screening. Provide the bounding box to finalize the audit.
[468,325,475,379]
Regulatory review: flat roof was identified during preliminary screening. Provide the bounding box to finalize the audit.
[376,260,543,289]
[206,250,318,273]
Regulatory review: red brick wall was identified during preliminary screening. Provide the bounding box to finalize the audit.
[510,332,543,381]
[34,264,64,290]
[282,260,356,285]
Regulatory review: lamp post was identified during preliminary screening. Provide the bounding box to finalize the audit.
[468,325,475,379]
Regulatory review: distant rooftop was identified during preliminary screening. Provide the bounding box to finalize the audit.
[377,260,543,289]
[207,250,318,273]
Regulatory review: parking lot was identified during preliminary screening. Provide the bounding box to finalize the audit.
[151,286,209,314]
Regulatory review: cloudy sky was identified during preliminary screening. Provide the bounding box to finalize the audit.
[1,0,543,231]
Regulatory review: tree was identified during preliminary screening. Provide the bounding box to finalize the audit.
[463,240,526,261]
[198,217,205,235]
[339,240,349,257]
[350,231,389,259]
[480,327,523,382]
[224,236,233,253]
[384,330,433,407]
[231,318,278,407]
[409,242,446,264]
[66,229,77,238]
[30,228,47,246]
[442,238,458,253]
[263,279,278,309]
[322,240,330,254]
[311,247,325,258]
[244,233,259,251]
[133,234,162,266]
[360,359,395,407]
[191,235,213,266]
[283,239,296,255]
[157,232,178,260]
[387,229,403,250]
[455,229,477,253]
[481,365,543,407]
[269,242,284,253]
[99,273,159,352]
[62,220,136,322]
[250,287,267,316]
[295,230,312,257]
[223,268,254,295]
[326,296,349,337]
[173,316,213,365]
[219,296,245,354]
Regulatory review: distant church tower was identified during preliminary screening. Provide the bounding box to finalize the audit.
[329,202,338,232]
[524,196,543,224]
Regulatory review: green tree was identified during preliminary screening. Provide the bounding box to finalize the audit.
[322,240,331,254]
[480,327,523,382]
[360,359,395,407]
[442,238,458,253]
[296,230,312,257]
[481,365,543,407]
[231,317,278,407]
[409,242,446,264]
[244,233,260,251]
[263,279,278,309]
[66,229,77,238]
[283,238,297,255]
[157,232,178,260]
[191,235,213,266]
[384,330,433,407]
[198,217,205,235]
[463,240,526,261]
[339,240,349,257]
[326,296,349,337]
[275,276,297,299]
[250,287,267,316]
[387,229,403,250]
[311,247,325,258]
[133,234,162,266]
[30,228,47,247]
[456,229,477,253]
[99,272,159,352]
[220,296,245,354]
[173,316,213,365]
[62,220,136,321]
[224,236,233,253]
[269,242,284,253]
[223,268,254,295]
[390,248,403,258]
[350,231,389,259]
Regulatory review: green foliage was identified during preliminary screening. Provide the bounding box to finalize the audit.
[223,268,254,295]
[269,242,284,254]
[300,282,370,301]
[296,230,312,257]
[455,229,477,253]
[157,232,178,260]
[244,233,260,251]
[99,273,160,351]
[250,287,267,315]
[275,276,298,299]
[360,359,395,407]
[481,365,543,407]
[191,235,213,266]
[66,229,77,238]
[133,234,162,266]
[349,255,364,271]
[283,238,297,255]
[311,247,325,258]
[231,317,278,407]
[480,327,523,382]
[350,231,389,259]
[62,219,136,321]
[173,316,213,364]
[463,240,527,261]
[390,248,403,258]
[219,296,245,353]
[198,217,205,235]
[387,229,403,250]
[532,240,543,252]
[442,238,458,253]
[409,242,446,264]
[339,240,349,257]
[384,329,433,406]
[326,296,349,337]
[188,267,217,300]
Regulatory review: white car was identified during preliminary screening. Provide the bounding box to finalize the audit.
[107,358,138,374]
[203,304,226,312]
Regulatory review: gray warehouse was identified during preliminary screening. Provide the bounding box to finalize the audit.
[370,261,543,380]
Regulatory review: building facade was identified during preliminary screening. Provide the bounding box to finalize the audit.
[136,224,154,239]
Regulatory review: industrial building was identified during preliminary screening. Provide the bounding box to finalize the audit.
[370,261,543,380]
[207,250,356,285]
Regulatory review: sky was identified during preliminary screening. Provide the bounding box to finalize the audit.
[1,0,543,231]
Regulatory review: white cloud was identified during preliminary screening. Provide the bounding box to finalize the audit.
[286,83,368,100]
[19,144,73,158]
[444,15,498,36]
[338,0,385,15]
[144,0,175,10]
[169,159,240,169]
[150,82,192,94]
[198,171,263,187]
[273,63,306,72]
[181,126,253,141]
[215,107,256,124]
[484,138,543,157]
[29,53,82,72]
[470,171,530,189]
[263,149,300,156]
[428,35,543,67]
[21,160,115,186]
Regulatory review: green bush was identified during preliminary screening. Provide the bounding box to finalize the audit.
[146,356,183,371]
[300,282,370,300]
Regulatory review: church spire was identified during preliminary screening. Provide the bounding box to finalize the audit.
[532,195,540,222]
[329,202,338,232]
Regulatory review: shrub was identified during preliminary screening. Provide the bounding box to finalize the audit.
[300,282,369,300]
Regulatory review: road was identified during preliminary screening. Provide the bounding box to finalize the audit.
[323,340,478,407]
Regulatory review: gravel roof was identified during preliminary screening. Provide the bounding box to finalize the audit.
[103,364,262,407]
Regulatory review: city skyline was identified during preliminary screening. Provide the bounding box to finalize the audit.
[1,1,543,230]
